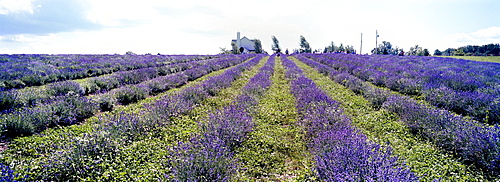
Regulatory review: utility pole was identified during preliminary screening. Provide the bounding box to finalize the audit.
[360,33,363,54]
[376,30,378,54]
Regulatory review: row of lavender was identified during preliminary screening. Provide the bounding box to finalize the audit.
[0,55,254,139]
[0,54,212,91]
[170,56,275,181]
[282,55,418,181]
[294,54,500,177]
[18,55,265,181]
[0,56,211,112]
[305,53,500,124]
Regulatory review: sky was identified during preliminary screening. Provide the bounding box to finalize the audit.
[0,0,499,55]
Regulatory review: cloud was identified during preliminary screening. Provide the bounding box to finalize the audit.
[471,26,500,39]
[0,0,36,14]
[446,26,500,46]
[0,0,101,35]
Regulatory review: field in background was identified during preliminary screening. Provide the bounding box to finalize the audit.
[437,56,500,63]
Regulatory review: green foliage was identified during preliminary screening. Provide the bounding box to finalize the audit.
[1,113,36,137]
[271,35,281,53]
[454,48,466,56]
[113,85,150,105]
[0,91,18,110]
[372,41,400,55]
[231,42,240,54]
[299,35,312,53]
[434,49,442,56]
[253,39,263,54]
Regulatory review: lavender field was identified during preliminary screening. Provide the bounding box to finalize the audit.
[0,54,499,181]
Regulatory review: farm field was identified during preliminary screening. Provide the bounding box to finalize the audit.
[437,56,500,63]
[0,53,499,181]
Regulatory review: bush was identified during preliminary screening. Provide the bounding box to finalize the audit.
[0,91,18,111]
[96,94,117,112]
[363,87,391,109]
[170,136,237,182]
[113,85,151,105]
[46,81,84,96]
[47,96,98,127]
[1,111,36,137]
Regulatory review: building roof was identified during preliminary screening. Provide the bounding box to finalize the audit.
[231,36,255,42]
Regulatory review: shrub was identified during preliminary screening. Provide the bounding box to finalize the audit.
[46,81,83,96]
[382,95,500,175]
[362,86,392,109]
[47,96,98,127]
[313,129,418,181]
[96,94,117,111]
[114,85,151,105]
[0,91,18,111]
[202,104,253,150]
[80,81,100,95]
[170,136,237,182]
[1,111,36,137]
[39,131,120,181]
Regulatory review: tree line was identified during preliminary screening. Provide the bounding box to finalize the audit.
[434,43,500,56]
[371,41,430,56]
[220,35,357,55]
[221,34,498,56]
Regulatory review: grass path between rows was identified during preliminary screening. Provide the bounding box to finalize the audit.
[291,57,487,181]
[235,57,314,181]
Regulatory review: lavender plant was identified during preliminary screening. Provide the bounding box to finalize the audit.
[382,95,500,175]
[282,55,418,181]
[296,53,500,176]
[45,81,84,96]
[301,53,500,124]
[170,136,237,182]
[169,55,273,180]
[0,163,27,182]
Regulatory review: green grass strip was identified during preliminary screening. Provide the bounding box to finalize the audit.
[291,57,487,181]
[436,56,500,63]
[235,57,314,181]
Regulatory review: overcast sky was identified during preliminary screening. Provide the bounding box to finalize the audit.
[1,0,499,54]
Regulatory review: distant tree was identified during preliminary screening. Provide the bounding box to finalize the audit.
[442,48,455,56]
[338,43,345,52]
[345,45,356,54]
[423,48,430,56]
[434,49,442,56]
[454,48,465,56]
[485,43,500,55]
[372,41,398,55]
[253,39,263,54]
[441,43,499,56]
[407,45,424,56]
[299,35,312,53]
[231,42,240,54]
[271,35,280,53]
[324,41,336,53]
[219,47,231,54]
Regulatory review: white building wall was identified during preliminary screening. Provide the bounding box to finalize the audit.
[240,37,255,51]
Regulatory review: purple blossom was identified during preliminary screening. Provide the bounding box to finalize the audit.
[282,55,418,181]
